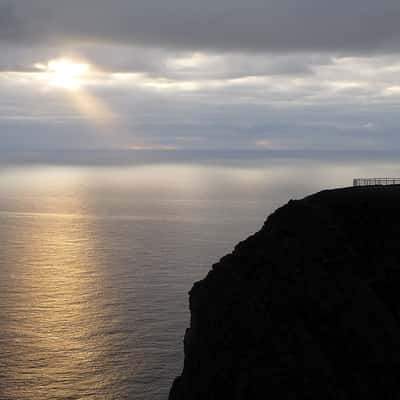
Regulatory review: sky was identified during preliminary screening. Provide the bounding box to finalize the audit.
[1,0,400,151]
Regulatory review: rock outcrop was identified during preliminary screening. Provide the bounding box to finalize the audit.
[169,186,400,399]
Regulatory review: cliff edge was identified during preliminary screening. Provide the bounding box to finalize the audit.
[169,186,400,399]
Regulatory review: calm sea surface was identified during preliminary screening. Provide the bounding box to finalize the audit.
[1,152,400,399]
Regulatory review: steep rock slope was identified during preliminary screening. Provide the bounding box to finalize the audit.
[170,186,400,400]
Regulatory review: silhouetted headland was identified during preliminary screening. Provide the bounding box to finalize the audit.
[170,185,400,399]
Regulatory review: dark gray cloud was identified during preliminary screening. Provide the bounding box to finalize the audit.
[1,0,400,53]
[0,40,334,80]
[0,3,20,40]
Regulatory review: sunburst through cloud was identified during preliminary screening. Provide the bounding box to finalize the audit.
[34,58,119,139]
[35,59,90,90]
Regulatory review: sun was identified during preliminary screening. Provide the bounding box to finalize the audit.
[33,57,117,130]
[35,58,90,90]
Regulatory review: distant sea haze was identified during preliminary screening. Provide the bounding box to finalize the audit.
[2,149,400,166]
[1,151,400,399]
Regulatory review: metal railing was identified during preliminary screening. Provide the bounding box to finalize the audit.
[353,178,400,186]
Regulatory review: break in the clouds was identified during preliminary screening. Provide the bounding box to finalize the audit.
[1,0,400,151]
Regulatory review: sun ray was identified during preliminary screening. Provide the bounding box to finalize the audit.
[35,58,118,127]
[66,89,117,127]
[33,58,140,149]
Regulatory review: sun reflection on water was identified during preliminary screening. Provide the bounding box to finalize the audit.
[0,184,136,399]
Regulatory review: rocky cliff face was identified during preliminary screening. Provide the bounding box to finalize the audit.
[169,186,400,400]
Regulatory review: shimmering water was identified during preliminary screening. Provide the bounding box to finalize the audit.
[1,153,400,399]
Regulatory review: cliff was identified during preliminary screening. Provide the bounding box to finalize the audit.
[169,186,400,399]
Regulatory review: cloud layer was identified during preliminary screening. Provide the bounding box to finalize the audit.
[1,1,400,152]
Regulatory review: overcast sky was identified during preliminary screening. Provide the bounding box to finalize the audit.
[1,0,400,151]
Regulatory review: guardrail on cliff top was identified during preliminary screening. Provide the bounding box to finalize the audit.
[353,178,400,186]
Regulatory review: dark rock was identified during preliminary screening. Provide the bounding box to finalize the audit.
[169,186,400,400]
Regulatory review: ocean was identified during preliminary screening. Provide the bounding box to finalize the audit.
[1,150,399,399]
